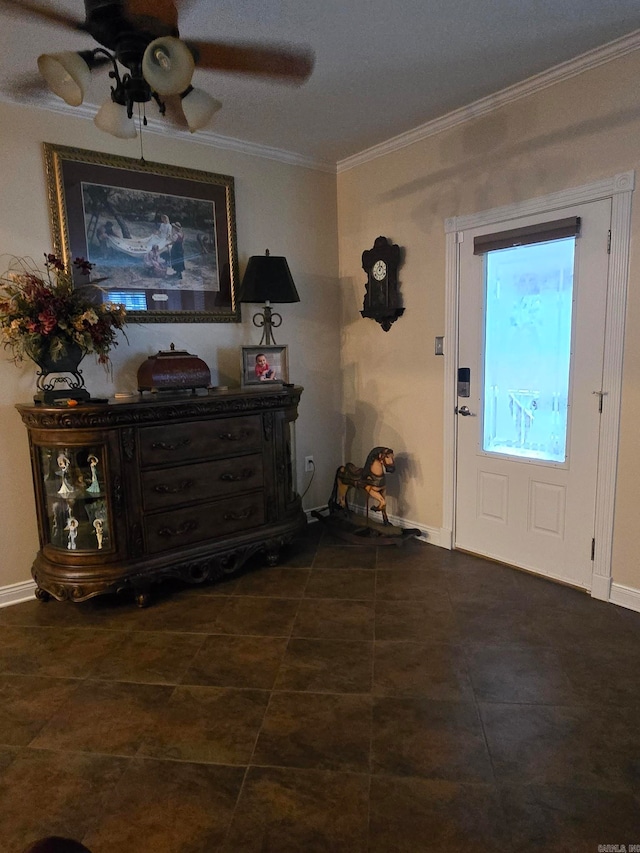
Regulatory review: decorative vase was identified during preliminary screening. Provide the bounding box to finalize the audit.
[33,341,90,404]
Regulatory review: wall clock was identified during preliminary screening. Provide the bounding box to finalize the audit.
[361,236,405,331]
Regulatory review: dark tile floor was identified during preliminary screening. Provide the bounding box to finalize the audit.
[1,523,640,852]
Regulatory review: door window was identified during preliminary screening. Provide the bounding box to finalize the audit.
[483,238,576,463]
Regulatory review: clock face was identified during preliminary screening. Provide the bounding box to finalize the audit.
[372,260,387,281]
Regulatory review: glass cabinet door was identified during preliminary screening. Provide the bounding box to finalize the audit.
[39,445,111,552]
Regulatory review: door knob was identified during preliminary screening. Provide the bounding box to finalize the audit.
[456,405,474,416]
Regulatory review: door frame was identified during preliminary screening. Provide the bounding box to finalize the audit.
[442,171,634,601]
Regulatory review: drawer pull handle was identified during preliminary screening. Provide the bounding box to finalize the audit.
[218,431,249,441]
[153,480,194,495]
[224,507,254,522]
[220,469,254,482]
[151,439,191,452]
[157,520,198,537]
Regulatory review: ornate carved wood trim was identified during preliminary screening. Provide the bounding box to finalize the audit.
[121,427,135,462]
[16,387,303,430]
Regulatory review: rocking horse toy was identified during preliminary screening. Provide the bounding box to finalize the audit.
[313,446,420,545]
[330,446,396,524]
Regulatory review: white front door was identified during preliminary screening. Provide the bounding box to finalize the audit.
[455,198,611,589]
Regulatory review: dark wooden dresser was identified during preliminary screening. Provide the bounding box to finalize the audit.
[17,386,305,606]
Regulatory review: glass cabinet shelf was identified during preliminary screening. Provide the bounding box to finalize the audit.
[39,445,111,552]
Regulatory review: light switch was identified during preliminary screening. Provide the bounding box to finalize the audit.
[434,336,444,356]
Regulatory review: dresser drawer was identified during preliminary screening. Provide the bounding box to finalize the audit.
[139,415,262,467]
[141,454,264,511]
[145,493,265,554]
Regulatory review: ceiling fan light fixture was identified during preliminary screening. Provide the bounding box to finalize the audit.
[142,36,195,96]
[94,98,137,139]
[181,86,221,132]
[37,51,91,107]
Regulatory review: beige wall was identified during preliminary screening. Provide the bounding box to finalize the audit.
[337,49,640,589]
[0,102,341,588]
[3,46,640,595]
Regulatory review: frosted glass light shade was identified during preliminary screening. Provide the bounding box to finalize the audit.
[37,51,91,106]
[142,37,194,96]
[94,99,137,139]
[181,87,221,132]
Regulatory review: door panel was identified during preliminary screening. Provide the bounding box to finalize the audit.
[455,199,611,588]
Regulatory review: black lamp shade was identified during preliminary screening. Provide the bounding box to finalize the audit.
[239,252,300,303]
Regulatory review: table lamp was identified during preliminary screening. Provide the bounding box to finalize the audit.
[238,249,300,345]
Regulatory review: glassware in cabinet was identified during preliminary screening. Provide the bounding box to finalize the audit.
[39,444,111,552]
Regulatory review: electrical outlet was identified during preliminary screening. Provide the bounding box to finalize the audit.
[305,455,315,472]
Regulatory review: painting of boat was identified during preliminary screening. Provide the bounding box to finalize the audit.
[74,168,231,317]
[106,233,171,258]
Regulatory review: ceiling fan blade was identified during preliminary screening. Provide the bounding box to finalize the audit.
[162,93,189,128]
[7,54,111,102]
[79,50,114,70]
[6,72,50,99]
[187,40,314,84]
[0,0,85,30]
[124,0,178,30]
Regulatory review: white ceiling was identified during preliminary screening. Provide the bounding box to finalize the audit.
[1,0,640,167]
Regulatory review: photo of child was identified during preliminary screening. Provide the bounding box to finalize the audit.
[255,353,276,381]
[242,346,289,387]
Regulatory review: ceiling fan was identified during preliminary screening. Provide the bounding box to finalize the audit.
[0,0,315,138]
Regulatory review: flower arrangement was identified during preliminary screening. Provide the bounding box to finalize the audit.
[0,252,127,369]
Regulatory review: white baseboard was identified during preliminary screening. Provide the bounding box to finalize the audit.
[590,572,613,602]
[0,579,36,609]
[609,581,640,613]
[439,527,454,550]
[305,506,326,523]
[305,505,447,547]
[382,511,445,546]
[6,542,635,615]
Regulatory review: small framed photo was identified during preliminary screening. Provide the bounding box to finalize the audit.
[241,345,289,387]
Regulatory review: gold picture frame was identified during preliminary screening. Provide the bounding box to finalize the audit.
[43,143,240,323]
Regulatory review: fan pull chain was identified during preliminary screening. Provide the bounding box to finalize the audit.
[137,102,145,161]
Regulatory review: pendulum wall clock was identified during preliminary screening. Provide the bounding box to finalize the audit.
[361,235,405,331]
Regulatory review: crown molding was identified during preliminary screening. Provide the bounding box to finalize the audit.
[4,26,639,176]
[0,95,336,174]
[337,28,640,174]
[149,120,336,173]
[444,171,635,232]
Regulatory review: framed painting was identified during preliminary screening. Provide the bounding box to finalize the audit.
[241,345,289,387]
[43,143,240,323]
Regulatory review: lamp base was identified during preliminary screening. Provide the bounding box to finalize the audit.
[252,304,282,346]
